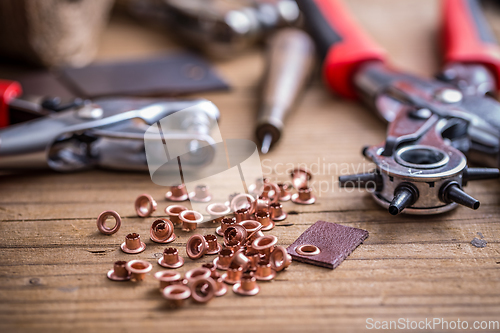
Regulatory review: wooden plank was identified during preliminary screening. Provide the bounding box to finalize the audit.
[1,0,500,332]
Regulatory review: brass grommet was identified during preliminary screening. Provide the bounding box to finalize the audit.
[189,276,216,303]
[158,247,184,269]
[295,244,321,256]
[189,185,212,202]
[291,187,316,205]
[206,202,230,224]
[107,260,130,281]
[216,216,236,237]
[255,211,274,231]
[270,246,292,271]
[204,234,221,255]
[125,260,152,282]
[96,210,121,235]
[134,194,157,217]
[154,271,182,290]
[252,235,277,258]
[233,273,260,296]
[179,210,203,232]
[121,233,146,254]
[150,219,176,243]
[162,284,191,308]
[165,205,188,225]
[186,234,208,259]
[255,260,276,281]
[213,248,233,270]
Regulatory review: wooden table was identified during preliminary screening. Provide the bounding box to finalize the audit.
[1,1,500,332]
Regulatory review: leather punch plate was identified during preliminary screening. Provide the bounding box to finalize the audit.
[286,221,369,269]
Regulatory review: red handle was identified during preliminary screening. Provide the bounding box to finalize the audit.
[296,0,386,99]
[0,80,22,128]
[442,0,500,89]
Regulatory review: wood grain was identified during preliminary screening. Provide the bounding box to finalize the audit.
[1,0,500,332]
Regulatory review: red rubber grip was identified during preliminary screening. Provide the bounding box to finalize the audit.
[298,0,386,99]
[442,0,500,89]
[0,80,22,128]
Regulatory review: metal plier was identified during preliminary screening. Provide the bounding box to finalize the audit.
[297,0,500,215]
[0,82,220,172]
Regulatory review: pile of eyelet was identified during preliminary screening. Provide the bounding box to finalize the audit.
[100,168,315,308]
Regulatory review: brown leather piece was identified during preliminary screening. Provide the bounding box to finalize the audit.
[286,220,369,269]
[60,53,229,98]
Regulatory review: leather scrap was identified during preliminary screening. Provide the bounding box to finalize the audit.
[286,220,369,269]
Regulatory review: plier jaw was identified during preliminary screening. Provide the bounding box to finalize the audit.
[0,95,220,172]
[298,0,500,215]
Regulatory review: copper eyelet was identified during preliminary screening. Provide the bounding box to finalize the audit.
[223,225,247,246]
[158,247,184,269]
[230,194,256,214]
[234,207,251,223]
[204,234,221,255]
[255,260,276,281]
[206,202,230,224]
[165,184,189,201]
[233,273,260,296]
[189,276,216,303]
[150,219,176,243]
[291,187,316,205]
[210,271,227,297]
[222,266,243,285]
[216,216,236,236]
[189,184,212,202]
[290,167,312,189]
[165,205,188,225]
[295,244,321,256]
[252,235,278,258]
[186,234,208,259]
[277,183,292,201]
[179,210,204,232]
[255,210,274,231]
[213,248,233,270]
[107,261,130,281]
[125,260,152,282]
[162,284,191,308]
[269,202,287,221]
[96,210,121,235]
[154,271,182,290]
[121,233,146,254]
[185,267,211,281]
[134,194,157,217]
[270,246,292,271]
[228,249,250,272]
[238,220,264,243]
